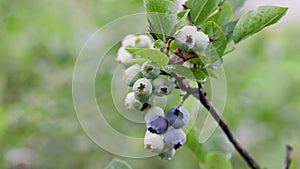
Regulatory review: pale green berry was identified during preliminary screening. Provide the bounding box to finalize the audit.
[133,78,153,103]
[116,47,133,66]
[158,148,176,160]
[124,92,143,111]
[151,95,167,109]
[174,25,197,51]
[122,64,142,86]
[152,76,174,96]
[193,30,210,54]
[206,58,223,70]
[141,61,160,79]
[144,130,165,153]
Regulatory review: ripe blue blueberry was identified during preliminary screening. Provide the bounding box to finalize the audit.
[146,115,168,134]
[141,61,160,79]
[163,128,186,149]
[133,78,153,103]
[166,106,190,128]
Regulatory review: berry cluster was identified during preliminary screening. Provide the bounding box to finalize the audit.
[144,106,190,160]
[116,34,191,160]
[174,25,209,54]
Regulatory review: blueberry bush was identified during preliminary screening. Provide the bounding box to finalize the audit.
[110,0,291,168]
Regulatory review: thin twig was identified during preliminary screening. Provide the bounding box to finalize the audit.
[182,4,194,25]
[179,92,191,106]
[222,46,237,56]
[196,82,261,169]
[148,27,158,41]
[282,145,293,169]
[170,68,294,169]
[164,38,173,56]
[170,70,261,169]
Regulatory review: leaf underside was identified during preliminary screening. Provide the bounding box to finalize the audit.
[233,6,288,43]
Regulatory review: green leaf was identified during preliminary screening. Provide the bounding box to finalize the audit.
[202,132,234,157]
[191,69,207,81]
[227,0,246,12]
[168,40,177,55]
[222,20,238,42]
[205,152,232,169]
[104,158,132,169]
[205,153,232,169]
[177,9,190,19]
[144,0,182,41]
[127,58,149,64]
[166,65,206,81]
[206,2,232,26]
[185,0,219,26]
[233,6,288,43]
[186,129,207,162]
[153,39,165,49]
[202,21,227,56]
[202,68,218,79]
[126,48,169,67]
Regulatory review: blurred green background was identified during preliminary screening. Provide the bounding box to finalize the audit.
[0,0,299,169]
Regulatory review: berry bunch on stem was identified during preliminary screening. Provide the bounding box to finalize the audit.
[115,0,293,168]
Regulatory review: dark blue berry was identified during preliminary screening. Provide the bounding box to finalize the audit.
[146,115,168,134]
[166,106,190,128]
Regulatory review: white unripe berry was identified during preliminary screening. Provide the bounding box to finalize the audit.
[193,31,210,53]
[122,64,142,86]
[124,92,143,111]
[122,35,152,48]
[116,47,133,66]
[144,130,165,153]
[174,25,198,51]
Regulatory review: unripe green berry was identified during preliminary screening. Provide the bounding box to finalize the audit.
[206,58,223,70]
[122,64,142,86]
[158,148,176,160]
[124,92,143,111]
[133,78,153,103]
[152,76,174,96]
[174,25,197,51]
[144,130,165,153]
[141,61,160,79]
